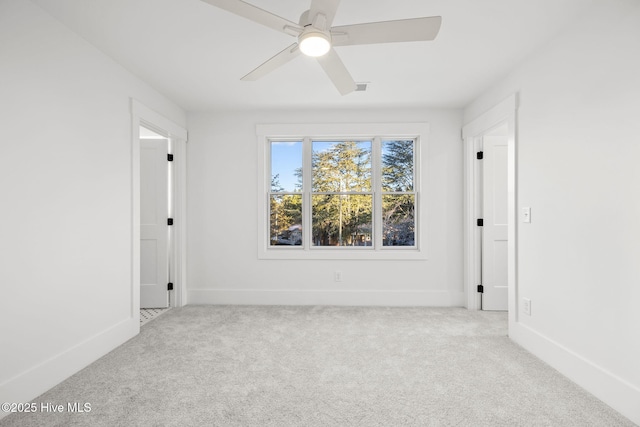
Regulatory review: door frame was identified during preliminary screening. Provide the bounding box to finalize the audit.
[131,99,188,321]
[462,94,518,321]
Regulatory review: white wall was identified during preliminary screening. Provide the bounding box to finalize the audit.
[187,108,463,306]
[464,1,640,423]
[0,0,185,411]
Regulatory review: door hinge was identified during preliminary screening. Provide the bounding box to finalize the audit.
[167,154,174,162]
[477,285,484,293]
[477,218,483,226]
[167,282,174,291]
[476,151,483,160]
[167,218,174,226]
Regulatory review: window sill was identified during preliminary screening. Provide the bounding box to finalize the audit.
[258,247,427,261]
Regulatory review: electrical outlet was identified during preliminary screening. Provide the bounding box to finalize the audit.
[334,271,342,282]
[523,298,532,316]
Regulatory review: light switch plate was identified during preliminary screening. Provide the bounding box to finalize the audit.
[523,207,531,223]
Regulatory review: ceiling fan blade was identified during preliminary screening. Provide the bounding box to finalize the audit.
[200,0,300,34]
[309,0,341,28]
[241,43,301,81]
[316,48,356,95]
[332,16,442,46]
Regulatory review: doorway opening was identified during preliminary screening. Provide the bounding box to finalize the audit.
[131,99,187,328]
[462,94,517,324]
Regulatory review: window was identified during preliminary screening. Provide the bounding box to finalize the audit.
[310,140,373,247]
[258,123,428,260]
[381,139,416,247]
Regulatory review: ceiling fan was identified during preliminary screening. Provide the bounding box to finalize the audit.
[200,0,442,95]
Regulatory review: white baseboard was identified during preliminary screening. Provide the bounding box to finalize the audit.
[510,321,640,425]
[188,289,465,307]
[0,318,138,420]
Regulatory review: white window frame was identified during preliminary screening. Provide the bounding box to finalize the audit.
[257,123,429,260]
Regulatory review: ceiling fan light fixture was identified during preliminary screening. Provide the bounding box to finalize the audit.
[299,31,331,57]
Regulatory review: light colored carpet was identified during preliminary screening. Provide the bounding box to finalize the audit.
[1,306,634,426]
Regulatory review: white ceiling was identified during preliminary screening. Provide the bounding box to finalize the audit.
[32,0,600,112]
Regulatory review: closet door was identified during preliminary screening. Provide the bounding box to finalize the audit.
[140,139,169,308]
[481,134,508,311]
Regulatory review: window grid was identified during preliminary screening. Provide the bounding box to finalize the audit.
[381,139,417,249]
[311,139,371,248]
[268,137,417,250]
[268,139,303,248]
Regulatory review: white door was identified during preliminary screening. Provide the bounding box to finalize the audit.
[140,138,169,308]
[481,133,508,310]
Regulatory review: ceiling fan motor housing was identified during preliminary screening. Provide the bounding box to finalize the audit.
[298,10,313,27]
